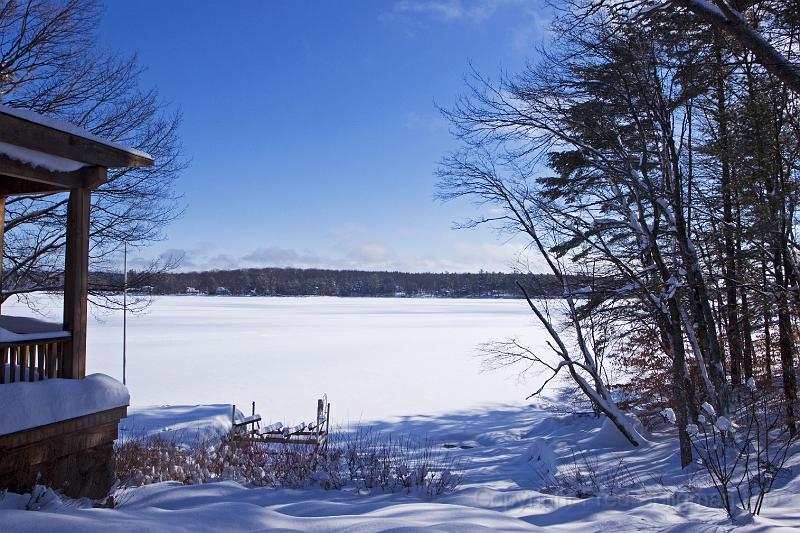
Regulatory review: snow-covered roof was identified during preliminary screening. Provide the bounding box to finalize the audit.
[0,105,153,180]
[0,315,70,343]
[0,140,87,173]
[0,105,152,161]
[0,327,70,343]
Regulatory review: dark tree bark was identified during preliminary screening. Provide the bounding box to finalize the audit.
[716,45,744,386]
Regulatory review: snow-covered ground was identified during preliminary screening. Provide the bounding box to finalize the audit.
[4,296,551,424]
[2,296,799,531]
[119,404,240,444]
[3,402,799,531]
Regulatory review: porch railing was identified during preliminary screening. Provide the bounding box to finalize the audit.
[0,338,69,384]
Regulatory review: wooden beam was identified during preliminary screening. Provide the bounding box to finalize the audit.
[0,406,127,447]
[0,112,153,169]
[62,188,90,379]
[0,154,107,193]
[0,177,69,196]
[0,196,4,314]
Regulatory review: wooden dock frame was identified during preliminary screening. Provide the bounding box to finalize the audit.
[234,399,331,454]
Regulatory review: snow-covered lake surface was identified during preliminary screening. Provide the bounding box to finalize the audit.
[4,296,552,425]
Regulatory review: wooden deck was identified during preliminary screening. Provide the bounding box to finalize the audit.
[0,406,127,498]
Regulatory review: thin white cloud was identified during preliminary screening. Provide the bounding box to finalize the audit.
[131,239,548,274]
[384,0,543,26]
[206,254,239,270]
[346,243,393,264]
[392,0,499,23]
[242,246,299,265]
[510,5,552,52]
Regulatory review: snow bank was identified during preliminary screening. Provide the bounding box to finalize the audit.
[119,404,242,445]
[523,438,557,480]
[0,481,546,532]
[0,374,129,435]
[585,415,650,449]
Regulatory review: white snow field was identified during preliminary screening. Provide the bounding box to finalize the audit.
[2,296,800,531]
[4,295,552,425]
[2,402,800,532]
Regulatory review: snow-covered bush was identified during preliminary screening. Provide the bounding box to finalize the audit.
[544,449,643,499]
[337,427,463,496]
[113,427,462,498]
[114,434,217,487]
[680,386,797,518]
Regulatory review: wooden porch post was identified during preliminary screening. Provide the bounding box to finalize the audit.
[0,196,4,314]
[62,188,90,379]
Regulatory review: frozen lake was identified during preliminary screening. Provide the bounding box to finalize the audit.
[5,296,552,425]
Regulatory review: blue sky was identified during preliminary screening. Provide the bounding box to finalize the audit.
[98,1,549,273]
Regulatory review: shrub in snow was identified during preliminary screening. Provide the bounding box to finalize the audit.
[688,389,797,518]
[334,427,463,496]
[113,426,462,498]
[542,448,643,499]
[114,435,209,488]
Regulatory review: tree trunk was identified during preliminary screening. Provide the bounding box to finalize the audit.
[769,161,797,435]
[666,304,694,467]
[777,300,797,435]
[735,184,755,381]
[717,65,743,386]
[661,124,729,416]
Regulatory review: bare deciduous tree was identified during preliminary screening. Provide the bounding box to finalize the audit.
[438,0,800,470]
[0,0,186,309]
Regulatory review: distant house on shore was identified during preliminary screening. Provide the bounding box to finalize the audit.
[214,286,231,296]
[185,286,200,295]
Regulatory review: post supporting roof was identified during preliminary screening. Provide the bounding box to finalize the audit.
[0,105,155,379]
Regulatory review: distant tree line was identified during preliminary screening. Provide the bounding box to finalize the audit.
[116,268,570,298]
